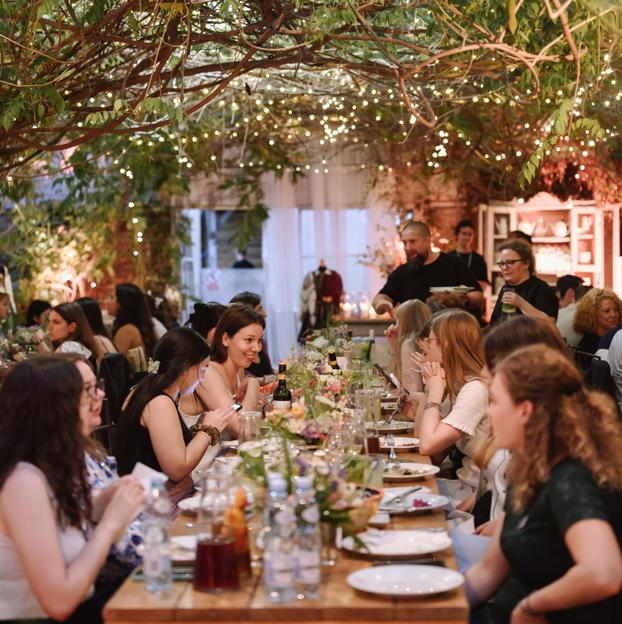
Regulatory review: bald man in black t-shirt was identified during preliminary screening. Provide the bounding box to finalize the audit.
[372,221,483,316]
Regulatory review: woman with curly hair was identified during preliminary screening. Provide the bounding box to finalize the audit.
[465,345,622,624]
[0,356,144,622]
[573,288,622,366]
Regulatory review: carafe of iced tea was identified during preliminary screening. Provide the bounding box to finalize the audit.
[193,469,239,592]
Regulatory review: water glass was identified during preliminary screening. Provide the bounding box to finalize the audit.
[239,411,262,444]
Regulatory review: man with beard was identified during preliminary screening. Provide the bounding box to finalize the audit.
[372,221,483,316]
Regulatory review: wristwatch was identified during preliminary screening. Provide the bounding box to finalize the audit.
[189,423,221,445]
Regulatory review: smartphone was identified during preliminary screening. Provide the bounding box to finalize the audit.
[231,402,242,412]
[374,364,400,389]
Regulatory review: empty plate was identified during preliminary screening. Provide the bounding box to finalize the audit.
[171,535,197,564]
[347,564,464,597]
[341,529,452,557]
[383,462,440,481]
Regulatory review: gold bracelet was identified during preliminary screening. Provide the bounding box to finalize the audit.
[424,401,441,411]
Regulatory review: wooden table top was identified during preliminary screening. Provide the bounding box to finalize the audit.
[104,449,469,624]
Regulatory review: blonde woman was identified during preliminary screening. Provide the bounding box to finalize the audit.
[387,299,432,389]
[412,309,489,500]
[573,288,622,365]
[466,346,622,624]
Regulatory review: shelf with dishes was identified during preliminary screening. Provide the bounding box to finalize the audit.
[479,192,621,297]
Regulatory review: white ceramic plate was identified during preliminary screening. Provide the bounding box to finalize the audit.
[171,535,197,564]
[429,285,474,294]
[342,529,452,558]
[379,436,419,452]
[379,487,448,514]
[178,495,201,513]
[383,462,441,481]
[347,564,464,597]
[367,421,412,434]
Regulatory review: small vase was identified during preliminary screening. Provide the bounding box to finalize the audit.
[320,522,338,566]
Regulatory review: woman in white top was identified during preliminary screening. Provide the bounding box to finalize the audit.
[0,356,143,621]
[412,309,489,500]
[34,302,106,364]
[196,303,266,438]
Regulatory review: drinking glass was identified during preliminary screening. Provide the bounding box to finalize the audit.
[501,286,517,315]
[239,411,262,444]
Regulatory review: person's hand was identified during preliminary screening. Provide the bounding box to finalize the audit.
[422,361,446,401]
[474,519,498,536]
[259,381,278,394]
[99,479,145,542]
[375,300,394,316]
[510,600,548,624]
[200,407,236,432]
[410,350,427,375]
[33,328,45,342]
[384,324,398,346]
[502,290,527,311]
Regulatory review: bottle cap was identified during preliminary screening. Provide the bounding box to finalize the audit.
[295,476,313,491]
[267,473,287,492]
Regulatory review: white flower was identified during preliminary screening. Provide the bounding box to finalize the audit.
[147,358,160,374]
[287,419,306,434]
[304,350,323,363]
[311,337,329,349]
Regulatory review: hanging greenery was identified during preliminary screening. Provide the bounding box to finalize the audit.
[0,0,620,292]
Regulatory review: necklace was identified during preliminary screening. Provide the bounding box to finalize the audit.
[213,361,239,398]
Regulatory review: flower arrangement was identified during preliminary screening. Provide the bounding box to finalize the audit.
[237,438,379,535]
[0,326,39,363]
[265,400,336,445]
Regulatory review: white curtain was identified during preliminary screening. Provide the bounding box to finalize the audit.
[262,173,301,362]
[261,165,398,361]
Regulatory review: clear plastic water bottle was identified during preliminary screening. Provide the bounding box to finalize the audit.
[142,476,172,594]
[263,474,296,603]
[294,476,321,599]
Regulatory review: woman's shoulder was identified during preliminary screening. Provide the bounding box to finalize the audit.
[1,462,50,496]
[458,378,489,398]
[56,340,92,358]
[115,323,142,339]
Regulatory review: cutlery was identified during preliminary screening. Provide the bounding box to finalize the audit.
[382,486,423,507]
[386,434,400,471]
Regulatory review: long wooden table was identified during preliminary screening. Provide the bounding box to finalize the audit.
[104,449,469,624]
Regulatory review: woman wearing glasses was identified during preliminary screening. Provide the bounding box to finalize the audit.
[490,239,559,324]
[0,356,144,622]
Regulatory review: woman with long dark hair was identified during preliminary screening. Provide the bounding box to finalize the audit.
[466,346,622,623]
[186,301,227,347]
[109,283,157,358]
[34,302,106,363]
[196,303,266,438]
[0,357,143,621]
[115,327,234,490]
[76,297,117,354]
[25,299,51,327]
